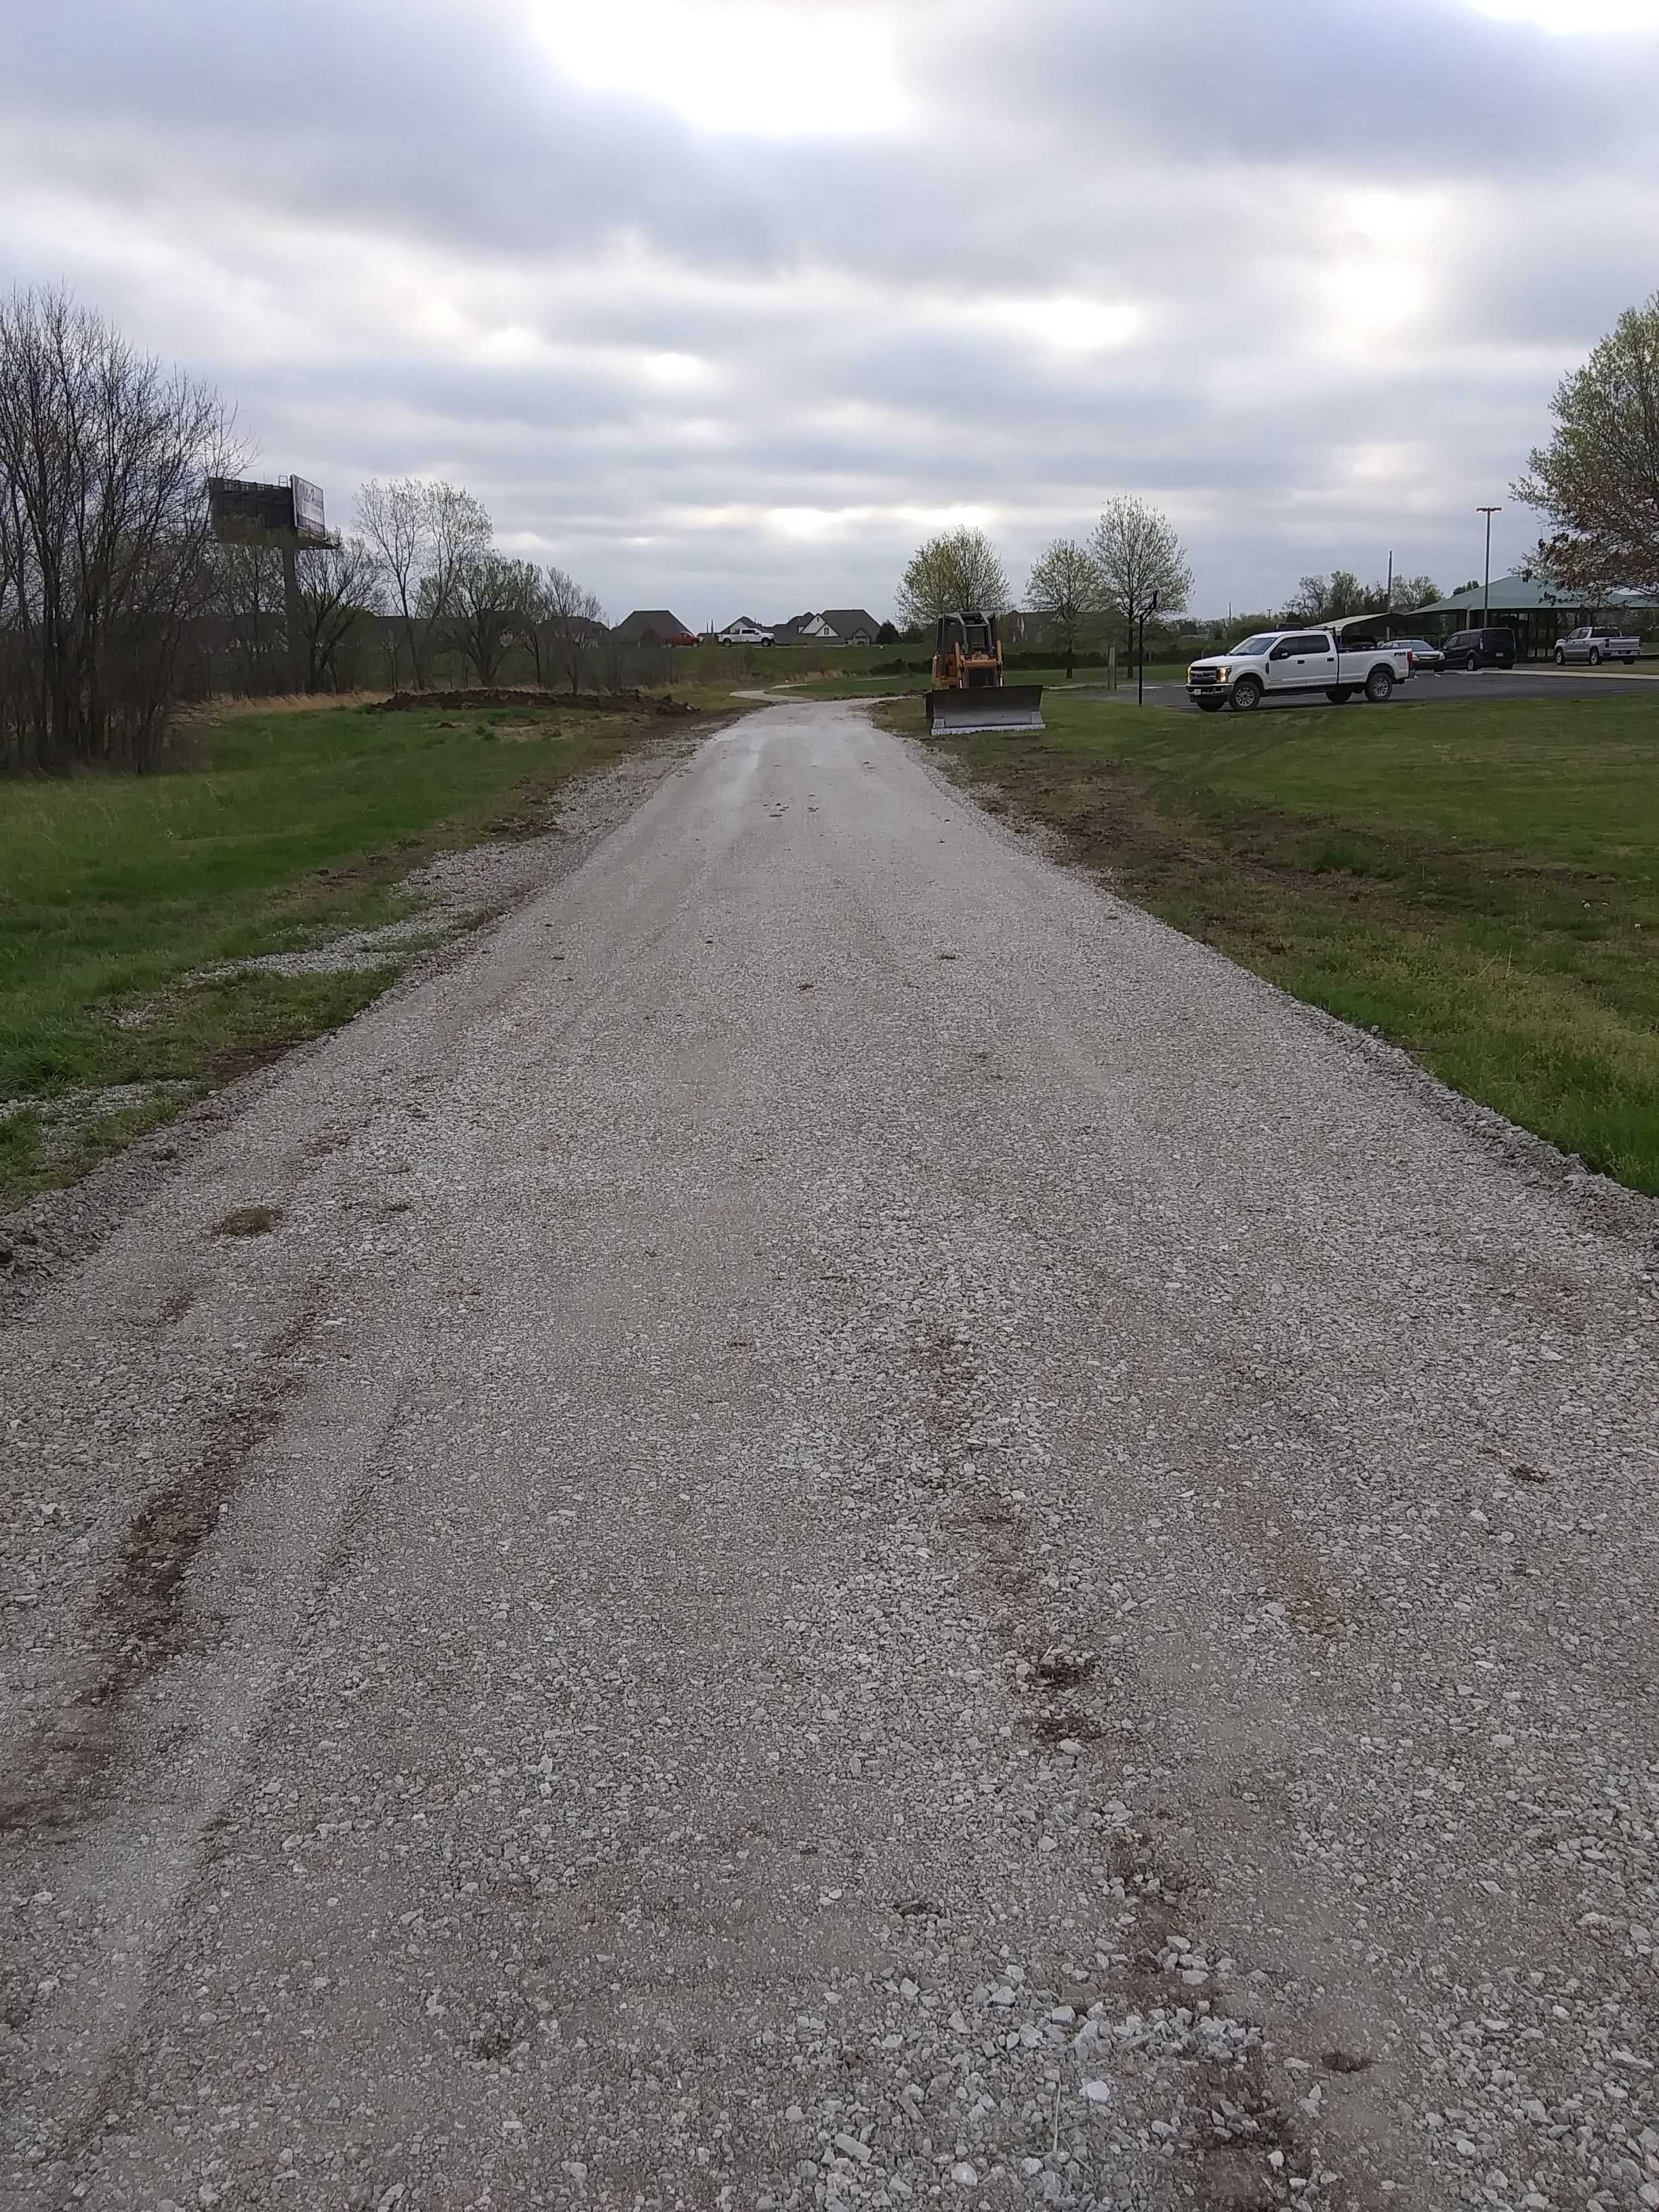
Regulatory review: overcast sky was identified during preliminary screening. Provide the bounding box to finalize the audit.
[3,0,1656,625]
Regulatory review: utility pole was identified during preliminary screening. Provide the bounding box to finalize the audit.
[1477,506,1501,630]
[1136,592,1158,706]
[1385,551,1393,620]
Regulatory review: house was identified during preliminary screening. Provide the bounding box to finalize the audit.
[769,612,838,644]
[716,616,774,645]
[769,609,884,646]
[1415,575,1658,661]
[818,609,882,646]
[611,609,699,649]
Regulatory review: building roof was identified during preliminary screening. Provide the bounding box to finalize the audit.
[611,609,695,644]
[820,608,880,638]
[1417,574,1658,617]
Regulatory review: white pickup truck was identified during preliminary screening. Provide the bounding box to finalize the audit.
[1554,624,1641,666]
[1185,628,1412,713]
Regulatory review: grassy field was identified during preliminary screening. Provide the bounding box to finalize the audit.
[895,689,1659,1197]
[0,691,724,1210]
[776,663,1181,701]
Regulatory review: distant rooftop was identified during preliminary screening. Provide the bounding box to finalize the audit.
[1418,574,1658,617]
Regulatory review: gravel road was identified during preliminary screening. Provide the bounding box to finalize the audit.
[3,700,1657,2212]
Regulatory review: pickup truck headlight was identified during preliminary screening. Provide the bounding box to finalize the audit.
[1214,665,1230,682]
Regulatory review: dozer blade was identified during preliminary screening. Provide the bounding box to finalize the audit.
[924,684,1045,737]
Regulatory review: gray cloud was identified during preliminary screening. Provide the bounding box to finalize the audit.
[3,0,1655,621]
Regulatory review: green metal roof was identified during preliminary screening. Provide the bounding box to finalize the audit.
[1418,573,1658,617]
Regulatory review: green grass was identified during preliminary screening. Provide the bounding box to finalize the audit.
[785,661,1187,701]
[0,695,712,1209]
[901,690,1659,1195]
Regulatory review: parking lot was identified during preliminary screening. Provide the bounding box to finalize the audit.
[1105,663,1659,712]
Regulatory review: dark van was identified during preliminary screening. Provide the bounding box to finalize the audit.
[1446,626,1517,671]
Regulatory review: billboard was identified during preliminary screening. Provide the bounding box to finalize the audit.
[207,474,330,546]
[290,476,327,543]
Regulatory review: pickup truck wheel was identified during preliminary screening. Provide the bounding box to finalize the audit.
[1230,676,1263,712]
[1195,698,1225,713]
[1555,647,1567,665]
[1364,666,1395,703]
[1326,687,1353,704]
[1588,648,1601,665]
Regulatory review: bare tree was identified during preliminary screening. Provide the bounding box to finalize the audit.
[297,535,384,692]
[1089,497,1193,644]
[1024,538,1105,678]
[209,540,289,694]
[0,285,238,773]
[354,477,492,686]
[354,477,426,685]
[424,483,493,677]
[896,527,1011,628]
[541,565,605,693]
[1515,290,1659,598]
[445,552,540,686]
[511,567,553,685]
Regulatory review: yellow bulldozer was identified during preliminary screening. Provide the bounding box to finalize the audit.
[924,611,1045,736]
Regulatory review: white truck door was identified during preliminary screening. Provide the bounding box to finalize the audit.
[1271,632,1334,689]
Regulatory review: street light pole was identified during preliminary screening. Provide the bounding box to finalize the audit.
[1477,506,1501,630]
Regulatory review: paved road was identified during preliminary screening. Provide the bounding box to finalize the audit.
[1095,665,1659,713]
[3,703,1657,2211]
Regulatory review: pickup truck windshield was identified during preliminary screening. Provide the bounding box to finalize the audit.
[1229,636,1277,656]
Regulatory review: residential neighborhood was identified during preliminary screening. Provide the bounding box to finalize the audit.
[710,607,884,647]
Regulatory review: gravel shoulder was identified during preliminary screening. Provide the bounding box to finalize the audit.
[0,730,700,1317]
[2,701,1656,2212]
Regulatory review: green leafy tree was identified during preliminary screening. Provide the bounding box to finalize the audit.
[1515,291,1659,596]
[1089,496,1193,644]
[1284,569,1378,621]
[896,526,1010,628]
[1025,538,1105,678]
[1389,573,1442,613]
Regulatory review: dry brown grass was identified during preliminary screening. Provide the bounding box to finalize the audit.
[176,689,392,724]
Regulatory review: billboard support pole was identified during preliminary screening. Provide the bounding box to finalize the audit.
[281,543,306,695]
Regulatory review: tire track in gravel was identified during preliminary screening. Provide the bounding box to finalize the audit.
[2,701,1656,2211]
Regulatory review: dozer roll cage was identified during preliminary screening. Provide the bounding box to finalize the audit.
[934,612,1002,685]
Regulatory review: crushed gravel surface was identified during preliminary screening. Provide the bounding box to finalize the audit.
[2,701,1656,2212]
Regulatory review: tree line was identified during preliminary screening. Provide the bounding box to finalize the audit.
[895,499,1194,679]
[221,480,607,699]
[0,288,611,775]
[897,288,1659,668]
[897,508,1445,678]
